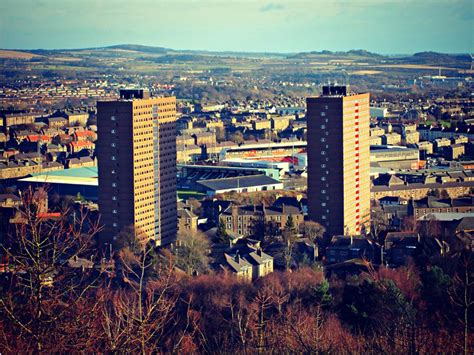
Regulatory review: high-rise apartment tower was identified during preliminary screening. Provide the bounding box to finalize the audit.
[97,89,177,246]
[307,85,370,237]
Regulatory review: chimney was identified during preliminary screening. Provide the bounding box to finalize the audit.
[231,204,239,215]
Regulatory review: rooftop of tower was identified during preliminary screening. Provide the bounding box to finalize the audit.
[119,88,150,100]
[322,85,350,96]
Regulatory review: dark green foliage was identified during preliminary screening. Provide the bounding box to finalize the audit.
[215,220,229,244]
[421,266,451,315]
[341,278,414,334]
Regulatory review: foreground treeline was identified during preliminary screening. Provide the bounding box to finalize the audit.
[0,190,472,353]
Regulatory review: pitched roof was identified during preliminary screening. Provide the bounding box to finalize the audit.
[177,208,197,219]
[223,253,252,272]
[70,140,94,148]
[246,250,273,265]
[0,194,21,203]
[454,217,474,231]
[74,130,95,137]
[26,134,50,142]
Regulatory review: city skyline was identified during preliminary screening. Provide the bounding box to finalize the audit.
[1,0,472,54]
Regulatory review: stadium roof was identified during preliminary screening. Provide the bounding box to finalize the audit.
[19,167,98,186]
[196,174,281,192]
[418,212,474,221]
[31,166,98,178]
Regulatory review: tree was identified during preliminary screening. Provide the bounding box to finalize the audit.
[250,217,265,242]
[300,221,326,254]
[230,131,244,145]
[97,247,179,353]
[0,187,101,352]
[370,208,388,239]
[449,253,474,355]
[282,216,298,270]
[173,230,210,276]
[215,126,225,143]
[215,220,229,244]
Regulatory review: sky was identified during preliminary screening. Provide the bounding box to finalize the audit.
[0,0,472,54]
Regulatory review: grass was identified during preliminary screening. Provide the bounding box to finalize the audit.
[178,190,206,200]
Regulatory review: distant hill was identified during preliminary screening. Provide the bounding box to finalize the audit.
[399,51,471,69]
[287,49,385,60]
[101,44,171,54]
[150,54,220,63]
[1,45,470,69]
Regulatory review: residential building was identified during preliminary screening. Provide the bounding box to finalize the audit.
[384,232,420,266]
[177,208,198,234]
[252,119,272,130]
[417,141,433,155]
[402,130,420,145]
[370,146,419,169]
[97,89,177,246]
[219,242,273,281]
[381,133,402,145]
[369,135,382,146]
[446,144,465,160]
[271,116,291,131]
[370,127,385,137]
[410,196,474,219]
[434,138,451,153]
[46,117,68,129]
[326,235,380,264]
[219,202,304,237]
[307,85,370,236]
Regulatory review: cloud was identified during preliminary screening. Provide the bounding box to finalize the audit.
[260,3,284,12]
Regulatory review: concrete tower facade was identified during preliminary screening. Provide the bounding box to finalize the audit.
[97,89,177,246]
[307,85,370,237]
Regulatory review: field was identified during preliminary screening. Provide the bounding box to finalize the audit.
[0,49,42,59]
[351,70,382,75]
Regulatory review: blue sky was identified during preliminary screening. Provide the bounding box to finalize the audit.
[0,0,472,54]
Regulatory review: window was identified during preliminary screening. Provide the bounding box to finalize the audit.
[321,112,326,117]
[321,177,326,181]
[321,125,326,129]
[111,156,116,160]
[112,183,117,187]
[112,209,117,214]
[111,129,116,134]
[113,223,118,227]
[112,196,117,201]
[321,164,326,168]
[321,151,326,155]
[321,138,326,142]
[111,116,115,121]
[321,202,326,207]
[111,143,116,147]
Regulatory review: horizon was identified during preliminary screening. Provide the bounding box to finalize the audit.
[1,43,471,56]
[1,0,472,54]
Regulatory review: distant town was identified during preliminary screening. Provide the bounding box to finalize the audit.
[0,45,472,353]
